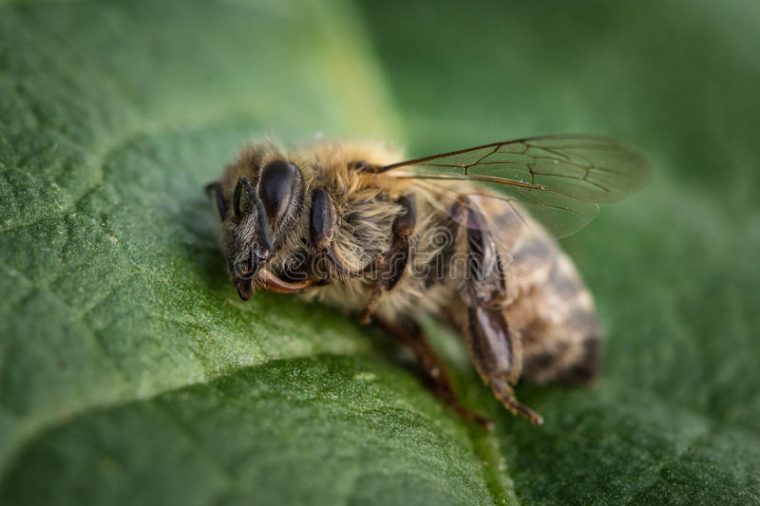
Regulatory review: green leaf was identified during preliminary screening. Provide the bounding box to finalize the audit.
[2,0,759,505]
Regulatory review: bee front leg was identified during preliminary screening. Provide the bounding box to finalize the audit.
[376,318,492,430]
[310,188,376,279]
[359,194,416,324]
[453,198,544,425]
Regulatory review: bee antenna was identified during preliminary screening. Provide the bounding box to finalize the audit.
[205,181,228,220]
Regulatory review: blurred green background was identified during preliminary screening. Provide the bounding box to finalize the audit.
[1,0,758,504]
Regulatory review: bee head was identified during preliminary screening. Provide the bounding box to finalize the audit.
[210,159,305,300]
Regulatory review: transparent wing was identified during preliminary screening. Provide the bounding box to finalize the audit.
[382,134,650,237]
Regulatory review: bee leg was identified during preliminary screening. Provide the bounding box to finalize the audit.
[454,198,543,425]
[376,318,493,430]
[359,194,416,324]
[310,188,376,279]
[467,306,543,425]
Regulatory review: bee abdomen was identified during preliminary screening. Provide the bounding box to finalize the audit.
[521,321,601,385]
[505,235,602,386]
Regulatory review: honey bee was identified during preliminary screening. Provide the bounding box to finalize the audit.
[206,135,649,426]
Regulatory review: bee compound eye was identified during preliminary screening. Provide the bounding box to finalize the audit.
[258,160,305,225]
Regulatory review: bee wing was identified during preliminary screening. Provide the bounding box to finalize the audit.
[382,134,650,238]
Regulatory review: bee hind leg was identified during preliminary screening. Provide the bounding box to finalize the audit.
[376,317,493,430]
[454,197,543,425]
[467,306,544,426]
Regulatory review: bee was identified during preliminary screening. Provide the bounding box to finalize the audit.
[205,135,649,426]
